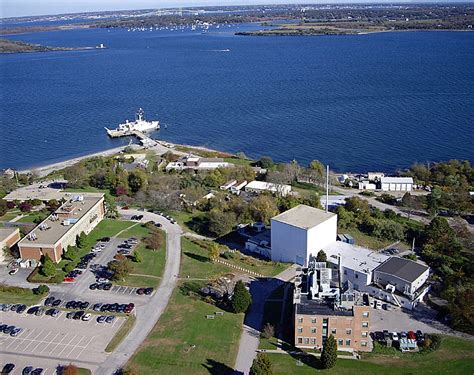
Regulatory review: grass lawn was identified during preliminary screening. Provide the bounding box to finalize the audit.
[76,369,92,375]
[0,210,21,221]
[105,315,136,352]
[116,225,166,287]
[224,157,254,166]
[17,211,49,223]
[268,336,474,375]
[181,238,235,279]
[344,228,392,250]
[0,285,43,304]
[127,281,244,375]
[168,210,207,235]
[220,249,288,277]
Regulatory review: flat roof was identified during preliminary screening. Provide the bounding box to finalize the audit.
[18,193,104,247]
[271,204,335,230]
[296,296,353,316]
[374,257,429,283]
[381,177,414,184]
[246,180,291,190]
[0,227,19,241]
[324,241,389,274]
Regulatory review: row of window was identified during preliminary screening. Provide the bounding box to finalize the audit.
[297,324,368,334]
[297,313,370,324]
[297,338,369,348]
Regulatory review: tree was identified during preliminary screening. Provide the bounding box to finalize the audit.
[249,195,278,224]
[108,258,133,281]
[132,250,142,263]
[65,246,79,261]
[250,352,273,375]
[40,254,56,277]
[261,323,275,339]
[76,232,87,249]
[316,250,327,263]
[63,164,88,188]
[320,334,337,369]
[231,280,252,313]
[0,199,7,217]
[427,186,442,216]
[208,208,237,237]
[34,284,50,295]
[63,262,75,273]
[128,170,148,193]
[18,201,32,212]
[208,242,221,262]
[61,364,78,375]
[308,159,325,184]
[145,231,163,250]
[259,156,274,170]
[46,199,60,211]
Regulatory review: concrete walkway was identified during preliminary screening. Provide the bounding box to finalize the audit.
[95,209,182,374]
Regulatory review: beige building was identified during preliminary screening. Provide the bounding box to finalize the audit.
[18,193,105,263]
[0,228,21,263]
[293,261,371,352]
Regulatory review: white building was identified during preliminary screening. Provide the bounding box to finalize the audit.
[245,180,292,196]
[380,177,414,192]
[166,156,230,171]
[270,205,337,265]
[358,181,376,190]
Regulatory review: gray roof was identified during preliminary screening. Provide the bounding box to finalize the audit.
[374,257,429,283]
[271,204,336,230]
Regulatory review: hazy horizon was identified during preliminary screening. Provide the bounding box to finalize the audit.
[1,0,472,19]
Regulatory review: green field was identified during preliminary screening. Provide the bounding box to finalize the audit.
[181,237,232,279]
[0,285,43,304]
[224,157,254,166]
[344,228,393,250]
[105,315,136,352]
[116,226,167,288]
[268,336,474,375]
[127,281,243,375]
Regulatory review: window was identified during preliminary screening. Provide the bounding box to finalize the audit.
[361,341,368,347]
[311,328,316,334]
[355,273,359,279]
[346,329,352,335]
[362,322,369,328]
[311,318,316,324]
[344,269,347,275]
[298,317,303,323]
[298,327,303,333]
[304,338,310,345]
[338,339,344,346]
[298,337,303,344]
[362,311,369,318]
[346,339,351,346]
[362,332,368,338]
[331,328,337,334]
[311,338,316,345]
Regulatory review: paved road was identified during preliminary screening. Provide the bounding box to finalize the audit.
[95,209,182,374]
[233,267,296,375]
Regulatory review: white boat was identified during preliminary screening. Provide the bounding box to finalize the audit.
[105,108,159,137]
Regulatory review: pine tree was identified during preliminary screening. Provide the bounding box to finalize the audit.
[250,352,273,375]
[321,334,337,369]
[41,254,56,277]
[231,280,252,313]
[316,250,327,262]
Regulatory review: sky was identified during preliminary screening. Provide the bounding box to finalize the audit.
[1,0,471,18]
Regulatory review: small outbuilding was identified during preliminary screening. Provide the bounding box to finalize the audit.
[380,177,414,192]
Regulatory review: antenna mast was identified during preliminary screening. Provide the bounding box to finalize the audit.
[326,165,329,213]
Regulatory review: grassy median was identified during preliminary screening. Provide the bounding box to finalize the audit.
[105,315,137,353]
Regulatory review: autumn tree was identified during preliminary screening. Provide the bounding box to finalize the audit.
[208,242,221,262]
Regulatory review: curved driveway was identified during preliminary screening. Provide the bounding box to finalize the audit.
[96,209,182,375]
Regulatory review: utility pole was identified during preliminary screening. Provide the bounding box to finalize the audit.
[326,165,329,213]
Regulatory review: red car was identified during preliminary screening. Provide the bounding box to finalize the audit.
[407,331,417,340]
[64,277,75,283]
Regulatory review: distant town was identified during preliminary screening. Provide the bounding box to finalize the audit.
[0,123,473,374]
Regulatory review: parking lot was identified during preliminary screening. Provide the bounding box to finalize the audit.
[0,309,124,372]
[370,303,444,334]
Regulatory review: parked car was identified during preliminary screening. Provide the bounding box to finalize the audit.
[2,364,15,374]
[22,366,34,375]
[35,308,45,317]
[92,303,102,311]
[408,331,417,340]
[82,313,92,321]
[144,287,154,295]
[11,327,24,337]
[89,283,98,290]
[31,368,43,375]
[383,330,390,340]
[99,237,110,242]
[44,297,55,306]
[106,316,115,324]
[382,303,392,311]
[136,288,145,295]
[9,268,19,275]
[73,311,85,320]
[400,331,408,339]
[16,304,27,314]
[52,299,62,307]
[103,283,112,291]
[66,312,75,319]
[391,332,399,341]
[375,300,382,310]
[97,316,107,323]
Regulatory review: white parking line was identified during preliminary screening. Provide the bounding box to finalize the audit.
[57,334,77,356]
[128,288,135,295]
[74,335,95,359]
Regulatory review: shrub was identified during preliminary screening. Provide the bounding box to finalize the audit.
[61,364,77,375]
[63,262,75,273]
[250,352,273,375]
[40,254,56,277]
[261,323,275,339]
[321,334,337,369]
[34,284,50,295]
[231,280,252,313]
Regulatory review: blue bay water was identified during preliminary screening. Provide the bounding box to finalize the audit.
[0,25,473,172]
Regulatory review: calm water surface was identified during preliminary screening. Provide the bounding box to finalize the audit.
[1,25,473,171]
